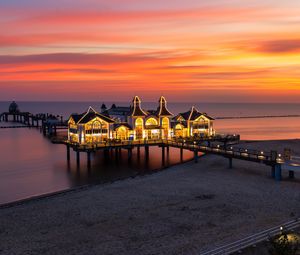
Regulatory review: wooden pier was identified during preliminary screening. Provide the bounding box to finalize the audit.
[59,136,299,181]
[2,101,299,182]
[0,111,67,136]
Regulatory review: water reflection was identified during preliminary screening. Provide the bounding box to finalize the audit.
[0,126,193,205]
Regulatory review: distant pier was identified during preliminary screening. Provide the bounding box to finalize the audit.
[0,110,67,136]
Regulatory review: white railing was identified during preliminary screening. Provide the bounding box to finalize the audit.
[200,218,300,255]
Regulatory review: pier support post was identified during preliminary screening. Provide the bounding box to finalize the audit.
[180,147,183,162]
[229,157,233,169]
[194,149,198,163]
[76,151,80,167]
[162,145,165,165]
[275,164,282,181]
[145,145,149,161]
[66,145,70,162]
[87,152,91,170]
[115,148,119,159]
[137,146,140,159]
[104,149,110,162]
[289,170,295,179]
[271,166,275,178]
[128,148,132,161]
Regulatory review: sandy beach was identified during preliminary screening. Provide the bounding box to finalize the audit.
[0,139,300,255]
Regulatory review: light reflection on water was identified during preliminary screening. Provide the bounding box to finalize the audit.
[0,127,193,205]
[0,101,299,204]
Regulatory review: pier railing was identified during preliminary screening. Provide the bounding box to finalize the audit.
[64,138,280,164]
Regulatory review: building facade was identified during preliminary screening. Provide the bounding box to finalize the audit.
[68,96,215,144]
[173,106,215,138]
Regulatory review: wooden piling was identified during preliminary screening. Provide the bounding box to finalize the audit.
[194,149,198,163]
[180,147,183,162]
[66,145,70,162]
[87,152,91,169]
[137,146,140,159]
[275,164,282,181]
[128,148,132,160]
[162,145,165,163]
[76,151,80,167]
[145,145,149,161]
[229,157,233,169]
[289,170,295,179]
[271,166,275,178]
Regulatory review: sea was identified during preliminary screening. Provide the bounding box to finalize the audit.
[0,101,299,205]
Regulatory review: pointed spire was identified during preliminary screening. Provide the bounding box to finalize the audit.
[131,96,147,116]
[101,103,107,113]
[157,96,173,116]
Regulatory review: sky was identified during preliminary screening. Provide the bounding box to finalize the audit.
[1,0,300,102]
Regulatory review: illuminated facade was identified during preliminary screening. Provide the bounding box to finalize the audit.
[68,107,115,144]
[68,97,215,144]
[173,106,215,138]
[127,96,173,140]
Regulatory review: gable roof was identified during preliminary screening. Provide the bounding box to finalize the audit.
[69,114,84,123]
[175,106,214,121]
[70,106,114,124]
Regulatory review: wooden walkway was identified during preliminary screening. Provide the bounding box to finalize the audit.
[63,138,274,165]
[0,111,67,136]
[61,137,299,181]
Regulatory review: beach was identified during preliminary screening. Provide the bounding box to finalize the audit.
[1,139,300,255]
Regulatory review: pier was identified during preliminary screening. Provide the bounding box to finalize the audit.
[0,109,67,137]
[1,101,299,182]
[60,137,299,181]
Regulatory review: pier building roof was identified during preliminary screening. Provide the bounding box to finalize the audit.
[70,107,114,124]
[156,96,173,116]
[130,96,148,117]
[175,106,214,121]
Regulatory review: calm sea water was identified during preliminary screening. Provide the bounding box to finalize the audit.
[0,101,299,204]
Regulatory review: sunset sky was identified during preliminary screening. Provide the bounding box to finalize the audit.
[1,0,300,102]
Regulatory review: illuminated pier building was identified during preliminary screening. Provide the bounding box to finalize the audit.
[68,96,215,144]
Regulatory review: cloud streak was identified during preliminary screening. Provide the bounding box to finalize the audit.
[1,1,300,102]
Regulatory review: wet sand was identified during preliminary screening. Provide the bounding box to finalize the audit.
[0,140,300,255]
